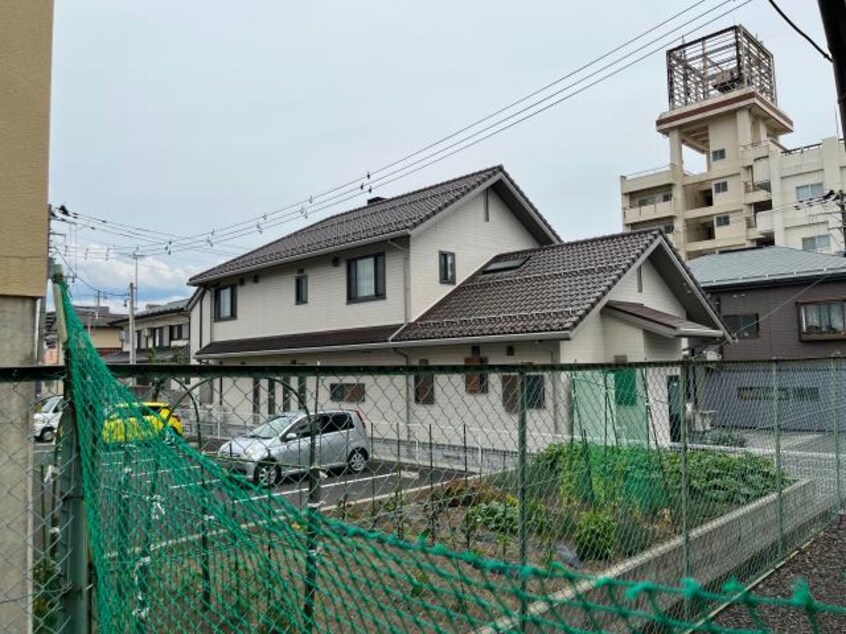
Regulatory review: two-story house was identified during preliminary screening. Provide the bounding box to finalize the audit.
[108,298,191,364]
[45,305,124,363]
[187,166,728,447]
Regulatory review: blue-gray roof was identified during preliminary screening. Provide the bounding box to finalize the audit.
[689,246,846,288]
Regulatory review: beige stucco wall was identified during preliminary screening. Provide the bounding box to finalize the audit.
[0,0,53,297]
[409,189,539,317]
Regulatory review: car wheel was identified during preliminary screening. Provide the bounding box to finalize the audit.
[347,449,368,474]
[254,460,280,488]
[39,428,55,443]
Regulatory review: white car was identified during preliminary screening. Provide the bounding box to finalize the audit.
[33,396,65,442]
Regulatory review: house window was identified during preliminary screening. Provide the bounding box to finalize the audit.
[526,374,545,409]
[501,374,545,412]
[439,251,456,285]
[802,234,831,252]
[711,148,726,161]
[800,301,846,339]
[796,182,825,202]
[329,383,366,403]
[152,327,164,347]
[347,253,386,302]
[483,189,490,222]
[135,330,142,350]
[295,272,308,305]
[723,314,759,339]
[713,181,728,195]
[715,214,730,227]
[636,266,643,293]
[464,357,489,395]
[214,285,236,321]
[414,360,435,405]
[169,324,187,341]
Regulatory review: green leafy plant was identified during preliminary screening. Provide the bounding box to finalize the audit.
[614,510,653,557]
[464,497,519,536]
[574,511,615,561]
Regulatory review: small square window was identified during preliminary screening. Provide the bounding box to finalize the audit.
[295,273,308,305]
[713,181,728,195]
[715,214,730,227]
[439,251,456,284]
[711,148,726,161]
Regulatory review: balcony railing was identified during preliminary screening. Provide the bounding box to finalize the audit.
[623,199,675,224]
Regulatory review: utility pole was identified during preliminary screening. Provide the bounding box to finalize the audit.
[129,282,136,365]
[818,0,846,128]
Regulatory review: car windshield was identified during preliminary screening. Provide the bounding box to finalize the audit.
[247,415,300,439]
[40,396,62,414]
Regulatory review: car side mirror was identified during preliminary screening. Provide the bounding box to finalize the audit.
[284,432,297,441]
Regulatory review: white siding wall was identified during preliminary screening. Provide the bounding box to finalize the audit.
[602,318,646,362]
[609,257,685,316]
[409,189,539,317]
[190,291,212,363]
[210,241,407,342]
[560,316,605,363]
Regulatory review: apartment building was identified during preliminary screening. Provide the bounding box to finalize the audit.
[621,26,846,260]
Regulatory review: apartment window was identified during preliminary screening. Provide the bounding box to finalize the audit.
[800,301,846,339]
[169,324,187,341]
[439,251,456,285]
[464,356,489,395]
[347,253,386,302]
[738,386,789,401]
[214,285,236,321]
[662,192,672,202]
[414,360,435,405]
[796,182,825,202]
[802,234,831,252]
[713,181,728,195]
[793,387,820,402]
[295,272,308,305]
[711,148,726,161]
[715,214,730,227]
[329,383,366,403]
[723,314,759,339]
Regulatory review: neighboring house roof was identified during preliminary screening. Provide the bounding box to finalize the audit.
[188,165,560,285]
[392,230,672,342]
[195,230,728,358]
[689,246,846,290]
[103,345,191,364]
[47,306,124,333]
[110,298,190,325]
[196,324,402,357]
[602,301,723,338]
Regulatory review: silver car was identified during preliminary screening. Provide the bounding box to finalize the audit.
[217,410,370,487]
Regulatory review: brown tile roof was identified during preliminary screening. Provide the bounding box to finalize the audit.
[195,324,402,357]
[602,300,722,336]
[392,230,663,342]
[189,165,559,284]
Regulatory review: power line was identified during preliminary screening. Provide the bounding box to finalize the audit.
[766,0,832,62]
[74,0,748,260]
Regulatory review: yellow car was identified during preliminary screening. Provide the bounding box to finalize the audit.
[102,402,183,443]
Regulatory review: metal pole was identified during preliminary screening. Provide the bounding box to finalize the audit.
[517,368,528,632]
[773,362,784,557]
[54,272,90,634]
[833,358,843,507]
[303,371,321,633]
[128,282,136,366]
[679,362,691,580]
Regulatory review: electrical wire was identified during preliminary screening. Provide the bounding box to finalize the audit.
[766,0,832,62]
[72,0,747,259]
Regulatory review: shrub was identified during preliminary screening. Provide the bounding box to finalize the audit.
[574,511,615,561]
[464,498,519,535]
[433,478,507,508]
[614,510,653,557]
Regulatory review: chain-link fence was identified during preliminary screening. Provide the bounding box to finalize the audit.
[0,366,75,634]
[5,349,846,631]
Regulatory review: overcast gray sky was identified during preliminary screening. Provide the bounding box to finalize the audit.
[48,0,838,309]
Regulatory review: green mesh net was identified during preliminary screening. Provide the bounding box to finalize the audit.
[57,282,846,633]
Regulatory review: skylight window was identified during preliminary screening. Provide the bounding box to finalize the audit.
[482,256,529,274]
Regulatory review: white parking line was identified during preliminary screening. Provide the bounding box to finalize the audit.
[234,471,412,505]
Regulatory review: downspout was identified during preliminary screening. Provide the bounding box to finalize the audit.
[387,239,413,443]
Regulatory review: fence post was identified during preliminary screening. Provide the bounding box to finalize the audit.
[773,362,784,557]
[303,371,322,633]
[517,367,528,631]
[833,358,843,508]
[56,346,89,633]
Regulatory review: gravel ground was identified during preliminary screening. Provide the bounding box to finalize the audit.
[715,515,846,633]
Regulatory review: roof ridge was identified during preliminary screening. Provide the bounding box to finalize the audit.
[487,228,660,260]
[189,165,505,284]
